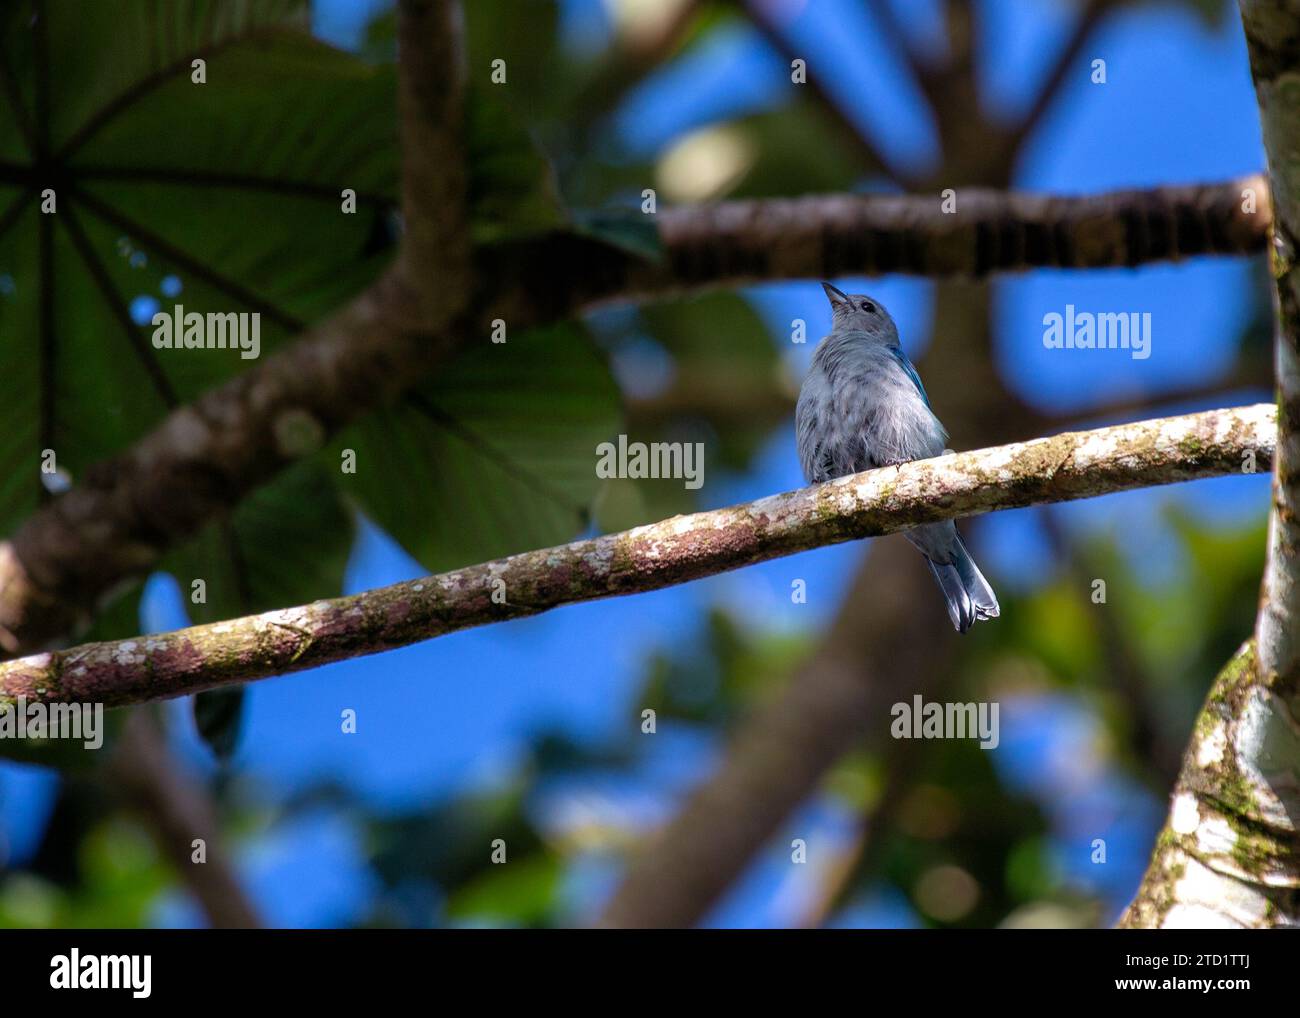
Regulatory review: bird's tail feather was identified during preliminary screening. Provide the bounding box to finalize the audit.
[924,536,999,634]
[952,534,999,621]
[926,558,974,633]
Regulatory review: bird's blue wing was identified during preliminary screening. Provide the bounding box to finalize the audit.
[888,346,932,408]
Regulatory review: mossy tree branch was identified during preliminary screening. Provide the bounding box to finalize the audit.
[0,404,1275,711]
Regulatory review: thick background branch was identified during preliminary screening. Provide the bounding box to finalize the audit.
[488,176,1271,321]
[0,404,1275,711]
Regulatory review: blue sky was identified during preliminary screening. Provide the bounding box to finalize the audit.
[0,0,1273,927]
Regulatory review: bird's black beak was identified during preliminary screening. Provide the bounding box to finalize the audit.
[821,281,849,306]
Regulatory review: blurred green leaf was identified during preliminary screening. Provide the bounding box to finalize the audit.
[467,89,565,242]
[445,853,560,926]
[332,323,620,572]
[464,0,560,109]
[728,100,875,198]
[0,817,169,928]
[368,784,543,896]
[570,208,664,263]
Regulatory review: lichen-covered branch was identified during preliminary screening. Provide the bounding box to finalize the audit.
[1119,0,1300,929]
[0,404,1275,711]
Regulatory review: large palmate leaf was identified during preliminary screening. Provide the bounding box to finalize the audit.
[332,323,622,573]
[0,0,398,536]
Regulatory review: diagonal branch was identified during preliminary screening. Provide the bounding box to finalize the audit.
[0,404,1276,710]
[0,0,474,656]
[0,264,431,654]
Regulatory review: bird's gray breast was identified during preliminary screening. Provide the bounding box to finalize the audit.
[796,339,945,482]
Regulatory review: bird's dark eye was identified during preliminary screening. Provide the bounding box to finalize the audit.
[860,301,875,313]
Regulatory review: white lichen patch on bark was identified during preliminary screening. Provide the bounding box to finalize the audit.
[1196,721,1227,767]
[113,641,147,667]
[1171,793,1200,835]
[1193,814,1238,859]
[1165,855,1273,928]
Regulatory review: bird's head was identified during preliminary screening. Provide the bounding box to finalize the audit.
[821,281,899,342]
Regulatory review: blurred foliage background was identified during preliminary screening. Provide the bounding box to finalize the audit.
[0,0,1277,927]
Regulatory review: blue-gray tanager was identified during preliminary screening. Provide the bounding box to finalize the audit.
[795,282,999,632]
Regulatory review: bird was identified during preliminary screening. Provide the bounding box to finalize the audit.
[795,281,999,633]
